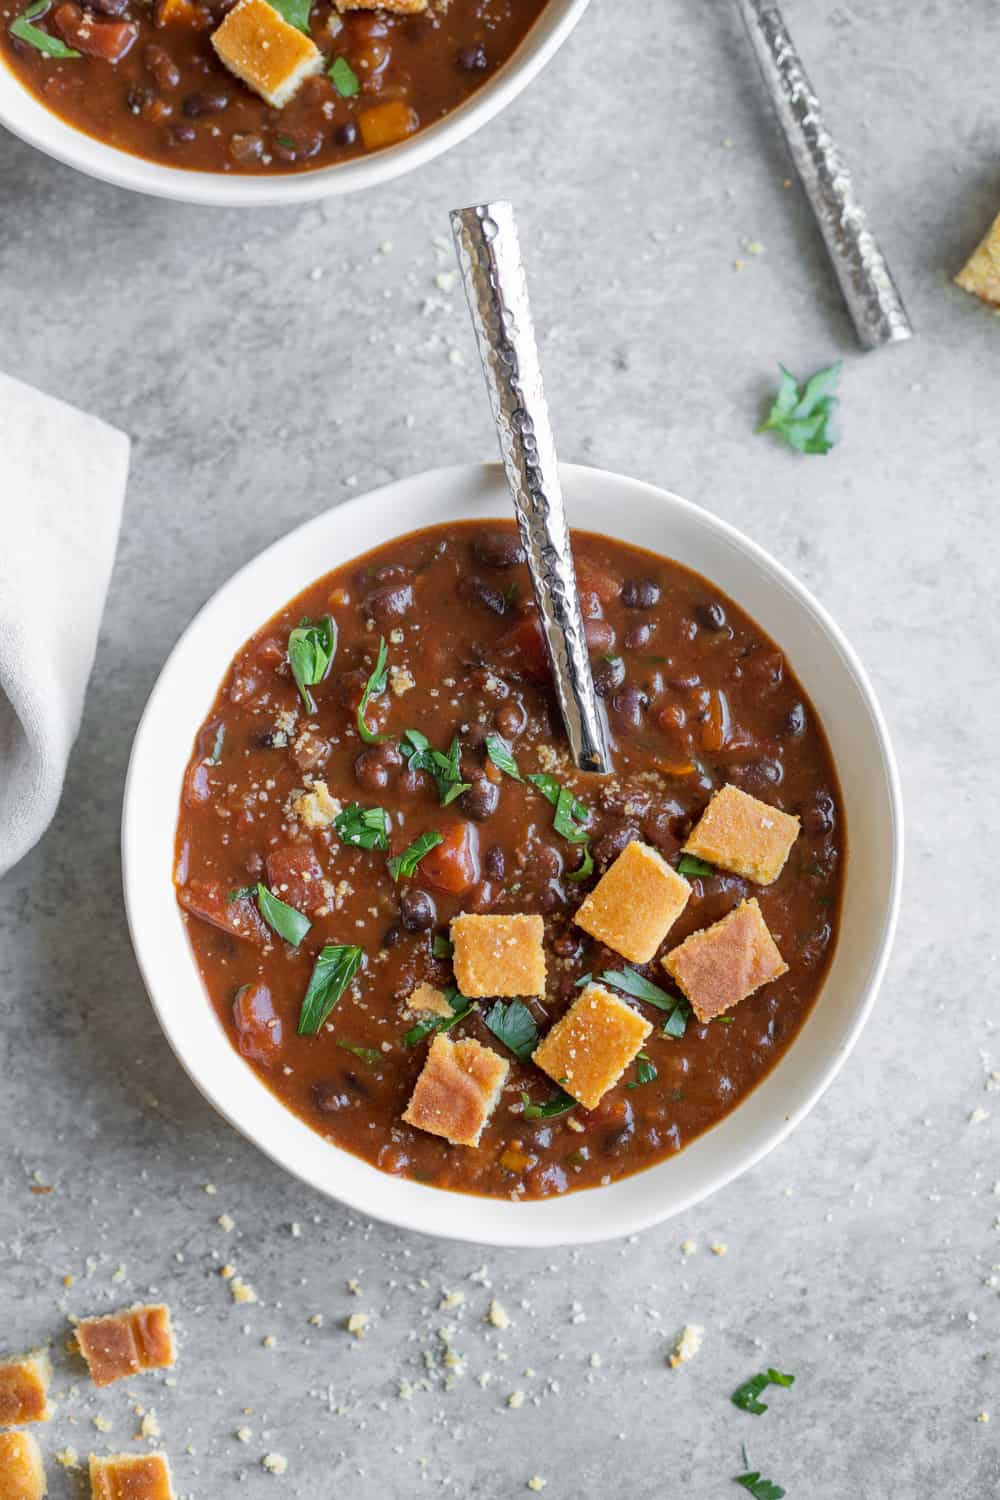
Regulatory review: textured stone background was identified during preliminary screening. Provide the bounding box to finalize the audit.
[2,0,999,1495]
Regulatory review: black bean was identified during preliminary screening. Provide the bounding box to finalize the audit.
[624,621,655,649]
[457,41,488,71]
[312,1082,351,1112]
[460,575,507,616]
[335,121,358,147]
[494,699,526,739]
[485,844,506,880]
[732,758,784,795]
[362,582,413,622]
[591,656,626,698]
[533,845,563,881]
[182,90,228,117]
[144,42,179,89]
[695,601,727,631]
[592,822,639,869]
[383,923,403,948]
[229,132,263,166]
[460,777,500,822]
[472,530,525,569]
[399,888,435,933]
[621,577,661,609]
[127,85,155,114]
[804,791,836,837]
[88,0,128,13]
[584,619,616,655]
[538,886,561,913]
[610,684,648,734]
[166,123,196,145]
[354,743,401,793]
[784,702,807,738]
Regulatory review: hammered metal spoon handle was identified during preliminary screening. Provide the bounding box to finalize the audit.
[450,201,612,776]
[736,0,913,349]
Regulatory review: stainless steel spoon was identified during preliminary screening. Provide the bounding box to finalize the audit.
[735,0,913,349]
[450,201,613,776]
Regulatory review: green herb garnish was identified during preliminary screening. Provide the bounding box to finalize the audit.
[564,844,594,884]
[335,802,390,851]
[628,1053,657,1088]
[527,772,590,844]
[9,1,80,56]
[574,972,593,987]
[227,884,256,903]
[287,615,336,711]
[269,0,311,28]
[521,1089,577,1120]
[599,967,676,1012]
[735,1474,785,1500]
[432,934,454,959]
[484,734,523,782]
[329,54,360,96]
[337,1041,382,1067]
[256,883,311,947]
[387,829,443,882]
[298,944,364,1034]
[676,852,715,878]
[757,362,841,455]
[205,725,225,765]
[403,986,473,1046]
[662,997,691,1039]
[357,636,389,744]
[731,1368,795,1416]
[400,729,470,806]
[482,1000,538,1062]
[275,133,296,149]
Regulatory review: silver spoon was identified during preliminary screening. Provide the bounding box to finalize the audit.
[735,0,913,349]
[450,201,612,776]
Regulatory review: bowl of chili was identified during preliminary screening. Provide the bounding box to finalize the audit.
[122,462,903,1245]
[0,0,590,204]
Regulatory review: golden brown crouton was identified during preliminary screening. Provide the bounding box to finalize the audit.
[0,1432,45,1500]
[663,899,787,1022]
[956,211,1000,308]
[407,982,453,1018]
[682,783,800,885]
[0,1352,52,1426]
[89,1452,175,1500]
[76,1306,175,1389]
[451,914,546,998]
[212,0,323,109]
[402,1034,509,1147]
[336,0,426,13]
[531,983,651,1110]
[574,841,690,964]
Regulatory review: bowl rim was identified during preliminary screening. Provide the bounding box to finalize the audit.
[0,0,591,206]
[122,460,904,1245]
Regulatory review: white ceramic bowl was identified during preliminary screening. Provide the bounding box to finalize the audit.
[122,462,903,1245]
[0,0,589,205]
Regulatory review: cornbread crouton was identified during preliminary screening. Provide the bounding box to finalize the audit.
[76,1305,175,1389]
[0,1351,52,1426]
[88,1452,175,1500]
[956,211,1000,308]
[574,841,690,964]
[663,898,787,1022]
[0,1432,46,1500]
[532,983,651,1110]
[336,0,426,12]
[402,1034,509,1147]
[212,0,323,109]
[407,982,453,1018]
[451,914,546,998]
[682,783,800,885]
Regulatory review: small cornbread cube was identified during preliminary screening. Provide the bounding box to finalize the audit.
[0,1351,52,1426]
[663,899,787,1022]
[402,1034,509,1148]
[682,783,800,885]
[76,1305,175,1389]
[532,983,651,1110]
[574,841,690,964]
[451,914,546,998]
[89,1452,174,1500]
[212,0,323,109]
[0,1432,45,1500]
[956,210,1000,308]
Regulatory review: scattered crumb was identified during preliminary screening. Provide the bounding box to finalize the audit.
[977,1411,990,1424]
[93,1414,113,1433]
[710,1242,728,1257]
[231,1276,258,1304]
[970,1107,990,1124]
[261,1453,287,1475]
[527,1479,546,1492]
[54,1449,79,1470]
[236,1427,252,1443]
[508,1390,525,1409]
[262,1335,277,1349]
[439,1290,465,1311]
[347,1279,362,1296]
[204,1183,217,1195]
[487,1299,510,1330]
[218,1214,235,1233]
[680,1239,697,1256]
[139,1412,160,1440]
[346,1313,369,1339]
[668,1325,704,1368]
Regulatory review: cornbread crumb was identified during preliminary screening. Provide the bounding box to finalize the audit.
[977,1410,990,1423]
[218,1214,235,1232]
[139,1411,161,1440]
[680,1239,697,1256]
[487,1299,510,1330]
[55,1447,80,1469]
[668,1324,704,1368]
[236,1427,252,1443]
[346,1313,369,1338]
[508,1390,525,1409]
[262,1453,287,1475]
[710,1242,728,1256]
[439,1290,465,1311]
[94,1414,113,1432]
[527,1479,547,1492]
[231,1276,258,1304]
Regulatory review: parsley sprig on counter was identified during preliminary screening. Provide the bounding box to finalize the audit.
[757,362,841,455]
[735,1473,785,1499]
[731,1368,796,1416]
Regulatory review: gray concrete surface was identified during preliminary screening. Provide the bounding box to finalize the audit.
[2,0,999,1494]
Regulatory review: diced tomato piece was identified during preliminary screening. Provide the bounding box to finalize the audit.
[54,4,137,60]
[700,688,731,753]
[176,879,268,944]
[417,822,480,894]
[493,612,551,684]
[255,636,286,670]
[574,562,620,604]
[265,844,325,913]
[359,100,419,152]
[232,982,282,1065]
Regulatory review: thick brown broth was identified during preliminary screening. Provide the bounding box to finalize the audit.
[0,0,547,174]
[174,520,845,1200]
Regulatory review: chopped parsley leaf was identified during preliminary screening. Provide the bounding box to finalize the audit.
[484,734,523,781]
[287,615,336,711]
[297,945,364,1034]
[676,852,715,878]
[732,1368,796,1416]
[628,1053,657,1088]
[337,1041,382,1068]
[357,637,389,744]
[334,802,390,851]
[482,1000,538,1062]
[734,1474,785,1500]
[256,883,311,947]
[387,829,443,882]
[400,729,470,806]
[329,54,360,96]
[757,361,841,455]
[521,1089,577,1120]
